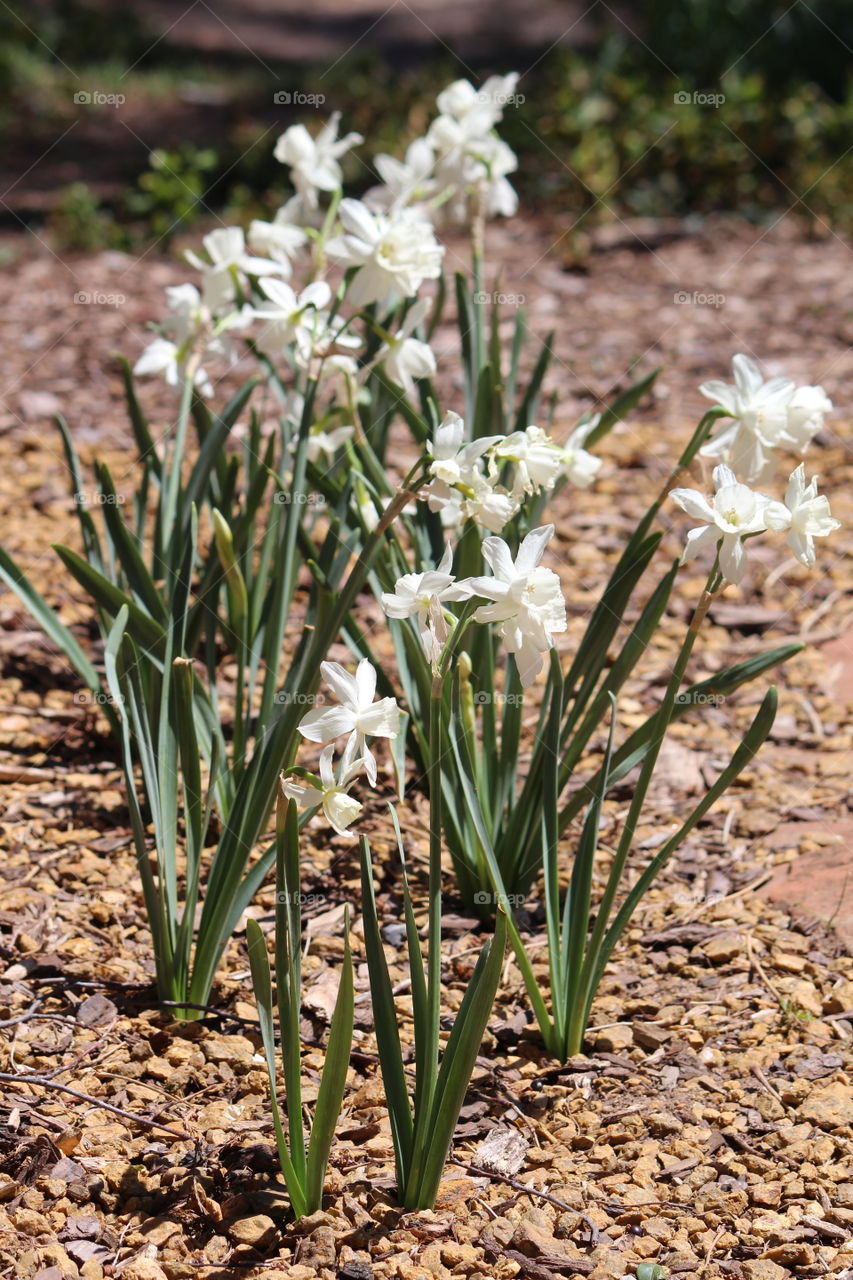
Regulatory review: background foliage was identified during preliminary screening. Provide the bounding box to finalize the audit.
[2,0,851,248]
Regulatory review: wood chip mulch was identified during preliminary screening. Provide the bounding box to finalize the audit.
[1,215,852,1280]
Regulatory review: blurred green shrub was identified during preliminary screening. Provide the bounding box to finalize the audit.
[122,146,219,241]
[4,3,851,242]
[48,182,124,251]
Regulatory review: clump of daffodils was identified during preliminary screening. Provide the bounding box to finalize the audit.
[422,413,599,534]
[699,354,833,483]
[129,78,843,855]
[133,72,526,403]
[285,523,568,833]
[671,462,839,584]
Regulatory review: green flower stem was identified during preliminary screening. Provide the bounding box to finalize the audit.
[566,561,722,1056]
[187,459,429,1010]
[161,370,196,554]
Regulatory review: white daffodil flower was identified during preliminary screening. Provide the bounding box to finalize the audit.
[326,199,444,307]
[297,659,400,786]
[670,463,772,585]
[304,423,355,464]
[251,278,332,357]
[426,411,499,491]
[185,227,283,311]
[247,207,308,273]
[381,545,471,662]
[281,742,364,836]
[764,464,840,567]
[436,73,519,130]
[558,419,602,487]
[494,425,562,498]
[274,113,363,209]
[370,138,437,212]
[133,282,247,396]
[785,385,833,450]
[699,353,796,483]
[133,338,213,397]
[378,299,437,396]
[461,474,520,533]
[423,413,518,532]
[466,524,567,686]
[427,75,520,223]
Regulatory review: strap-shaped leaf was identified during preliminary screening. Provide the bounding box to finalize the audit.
[276,796,306,1190]
[560,642,802,830]
[96,463,168,623]
[54,415,104,570]
[359,835,413,1187]
[103,607,171,992]
[561,695,617,1059]
[246,918,306,1218]
[561,531,661,729]
[305,915,354,1212]
[53,544,166,654]
[584,367,659,448]
[513,331,554,434]
[183,376,259,518]
[116,355,162,479]
[388,806,428,1114]
[448,689,553,1045]
[409,910,507,1208]
[0,545,103,700]
[578,687,778,1039]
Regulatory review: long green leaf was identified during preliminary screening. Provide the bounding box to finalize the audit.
[53,545,165,653]
[246,918,306,1218]
[117,355,162,480]
[559,642,802,830]
[305,917,353,1212]
[577,687,779,1045]
[410,911,507,1208]
[359,835,413,1188]
[584,367,659,448]
[0,545,103,698]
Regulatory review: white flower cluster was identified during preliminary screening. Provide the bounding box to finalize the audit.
[424,412,600,534]
[283,523,567,833]
[133,73,523,405]
[282,658,400,834]
[367,73,521,222]
[700,353,833,484]
[382,523,567,687]
[670,355,840,585]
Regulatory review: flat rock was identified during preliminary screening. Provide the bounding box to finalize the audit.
[226,1214,278,1249]
[757,824,853,950]
[741,1261,788,1280]
[797,1080,853,1130]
